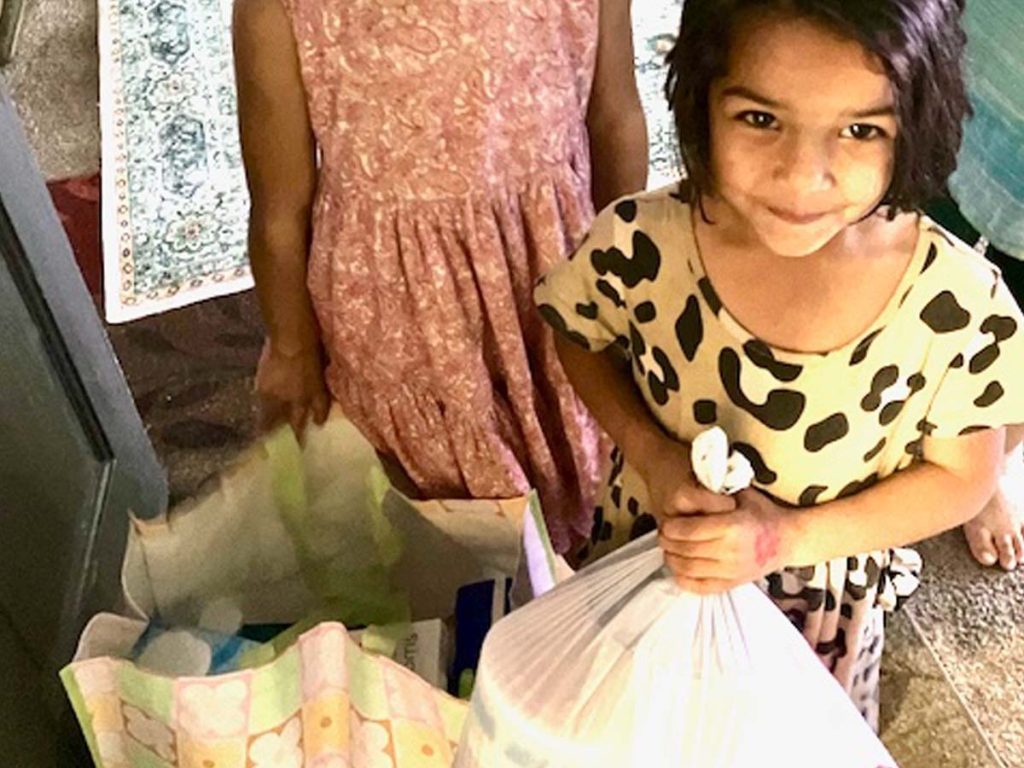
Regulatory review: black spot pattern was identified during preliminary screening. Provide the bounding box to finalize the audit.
[732,442,778,485]
[630,513,658,540]
[879,400,906,426]
[863,438,886,462]
[675,295,703,361]
[921,243,938,273]
[877,372,926,427]
[804,413,850,452]
[744,340,803,382]
[815,629,848,662]
[983,308,1012,334]
[697,276,722,315]
[596,279,625,308]
[608,446,625,485]
[693,399,717,425]
[627,497,640,517]
[860,365,899,411]
[799,485,828,506]
[917,419,937,436]
[849,329,883,366]
[629,323,647,370]
[591,230,661,288]
[928,226,956,249]
[904,436,923,457]
[647,347,681,406]
[920,291,971,333]
[838,473,879,499]
[959,425,989,436]
[970,345,1000,375]
[575,301,598,320]
[719,348,806,430]
[538,304,591,349]
[589,507,612,544]
[629,323,679,409]
[614,199,638,223]
[968,315,1018,374]
[974,381,1004,408]
[950,353,964,369]
[634,301,657,323]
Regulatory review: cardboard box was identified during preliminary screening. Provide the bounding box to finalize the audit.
[350,618,451,689]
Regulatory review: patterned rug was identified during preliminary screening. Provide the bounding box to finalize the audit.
[98,0,251,322]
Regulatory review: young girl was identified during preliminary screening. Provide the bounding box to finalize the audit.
[231,0,648,554]
[535,0,1024,728]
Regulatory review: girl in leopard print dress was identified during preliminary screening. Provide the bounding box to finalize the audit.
[535,0,1024,730]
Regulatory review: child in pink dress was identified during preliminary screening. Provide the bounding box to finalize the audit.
[232,0,648,553]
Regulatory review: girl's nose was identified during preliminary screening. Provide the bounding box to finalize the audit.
[773,132,836,193]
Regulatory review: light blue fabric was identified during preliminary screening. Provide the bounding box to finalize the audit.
[948,0,1024,260]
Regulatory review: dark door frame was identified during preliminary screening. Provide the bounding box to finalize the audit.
[0,77,166,718]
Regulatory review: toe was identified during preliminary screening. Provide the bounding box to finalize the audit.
[964,523,999,567]
[997,534,1018,571]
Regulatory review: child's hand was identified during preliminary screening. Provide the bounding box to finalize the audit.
[659,488,791,595]
[637,437,737,520]
[255,338,331,439]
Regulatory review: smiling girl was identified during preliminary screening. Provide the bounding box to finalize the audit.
[534,0,1024,727]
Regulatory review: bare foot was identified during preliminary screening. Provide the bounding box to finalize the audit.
[963,472,1024,570]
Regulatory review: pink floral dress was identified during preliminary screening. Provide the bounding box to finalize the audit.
[279,0,605,552]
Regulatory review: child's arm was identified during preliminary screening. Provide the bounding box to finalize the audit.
[659,428,1006,594]
[233,0,329,436]
[586,0,649,211]
[554,335,736,516]
[783,429,1004,565]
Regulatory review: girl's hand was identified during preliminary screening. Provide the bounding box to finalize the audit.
[636,436,737,521]
[255,338,331,439]
[658,488,792,595]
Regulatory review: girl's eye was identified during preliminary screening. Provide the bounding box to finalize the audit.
[841,123,887,141]
[738,111,777,130]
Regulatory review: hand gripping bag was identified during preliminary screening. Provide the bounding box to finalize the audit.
[455,428,898,768]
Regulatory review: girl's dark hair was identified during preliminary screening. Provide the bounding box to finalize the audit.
[666,0,969,214]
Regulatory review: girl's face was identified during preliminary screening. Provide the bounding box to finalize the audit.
[707,12,899,257]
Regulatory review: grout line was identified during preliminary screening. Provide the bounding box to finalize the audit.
[902,606,1008,768]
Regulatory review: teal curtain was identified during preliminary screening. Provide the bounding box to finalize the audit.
[948,0,1024,260]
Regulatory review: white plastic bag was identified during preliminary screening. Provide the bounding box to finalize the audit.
[456,428,897,768]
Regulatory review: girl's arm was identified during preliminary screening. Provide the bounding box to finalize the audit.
[782,428,1005,566]
[660,428,1007,593]
[554,335,736,516]
[587,0,649,211]
[233,0,329,435]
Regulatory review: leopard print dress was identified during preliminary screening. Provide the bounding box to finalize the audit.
[534,186,1024,730]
